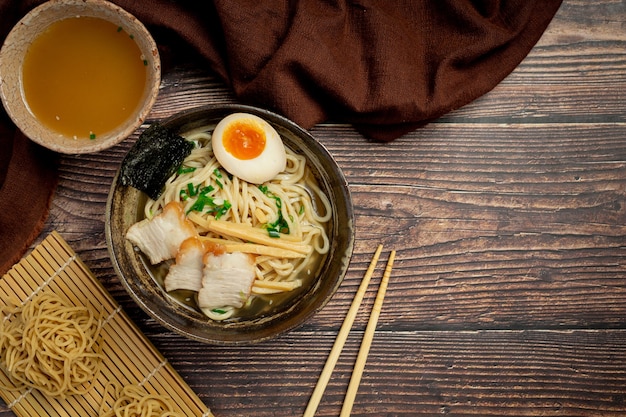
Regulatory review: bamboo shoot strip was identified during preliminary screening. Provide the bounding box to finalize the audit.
[189,213,311,253]
[303,244,384,417]
[340,250,395,417]
[199,236,306,258]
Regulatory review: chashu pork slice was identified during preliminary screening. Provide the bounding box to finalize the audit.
[164,238,226,293]
[197,252,256,310]
[125,201,196,265]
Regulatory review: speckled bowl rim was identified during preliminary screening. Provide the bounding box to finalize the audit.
[0,0,161,154]
[105,104,355,345]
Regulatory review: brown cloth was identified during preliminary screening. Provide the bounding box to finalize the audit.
[0,121,58,276]
[0,0,562,274]
[123,0,563,140]
[0,1,59,275]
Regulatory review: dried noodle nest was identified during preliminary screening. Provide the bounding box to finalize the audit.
[0,292,104,398]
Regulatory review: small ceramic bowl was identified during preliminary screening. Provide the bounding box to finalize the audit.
[0,0,161,154]
[105,104,355,345]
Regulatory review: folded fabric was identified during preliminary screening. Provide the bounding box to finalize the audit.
[0,0,59,275]
[0,127,58,276]
[1,0,565,140]
[122,0,563,140]
[0,0,562,273]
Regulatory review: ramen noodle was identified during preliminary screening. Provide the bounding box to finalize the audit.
[99,383,182,417]
[143,128,331,320]
[0,292,104,398]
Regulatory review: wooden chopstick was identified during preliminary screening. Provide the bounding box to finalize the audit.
[340,250,395,417]
[303,244,384,417]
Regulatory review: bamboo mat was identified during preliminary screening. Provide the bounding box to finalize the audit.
[0,231,214,417]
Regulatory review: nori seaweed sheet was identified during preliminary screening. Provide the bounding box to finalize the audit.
[119,123,194,200]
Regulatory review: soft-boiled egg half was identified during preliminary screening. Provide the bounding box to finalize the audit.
[212,113,287,184]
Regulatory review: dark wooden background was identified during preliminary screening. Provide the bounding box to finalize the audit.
[2,1,626,416]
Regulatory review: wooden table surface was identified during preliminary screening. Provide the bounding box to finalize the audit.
[2,2,625,416]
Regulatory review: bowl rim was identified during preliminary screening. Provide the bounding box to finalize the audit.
[105,103,355,345]
[0,0,161,154]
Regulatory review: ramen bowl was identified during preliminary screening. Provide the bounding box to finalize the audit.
[105,104,355,345]
[0,0,160,154]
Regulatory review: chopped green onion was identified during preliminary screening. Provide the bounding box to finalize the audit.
[259,185,290,237]
[179,182,199,200]
[89,132,96,140]
[188,183,198,197]
[117,26,123,32]
[177,166,197,175]
[213,169,224,189]
[213,200,232,219]
[186,193,231,219]
[199,185,214,195]
[187,197,204,212]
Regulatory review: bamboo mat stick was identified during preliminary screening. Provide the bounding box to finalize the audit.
[340,250,395,417]
[303,244,384,417]
[0,232,213,417]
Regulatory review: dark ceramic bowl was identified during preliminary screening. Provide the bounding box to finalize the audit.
[105,104,354,345]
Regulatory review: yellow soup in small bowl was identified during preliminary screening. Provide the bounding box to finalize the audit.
[0,0,161,154]
[23,16,148,140]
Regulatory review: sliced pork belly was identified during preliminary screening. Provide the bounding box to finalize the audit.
[125,201,196,264]
[197,252,256,310]
[163,237,206,292]
[164,238,227,292]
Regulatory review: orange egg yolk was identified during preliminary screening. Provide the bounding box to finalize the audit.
[222,121,266,160]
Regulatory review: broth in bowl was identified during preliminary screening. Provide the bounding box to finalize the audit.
[22,16,147,140]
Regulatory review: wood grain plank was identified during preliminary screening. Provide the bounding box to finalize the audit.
[2,1,625,416]
[147,329,626,417]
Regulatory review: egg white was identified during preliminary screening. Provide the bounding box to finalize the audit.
[212,113,286,184]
